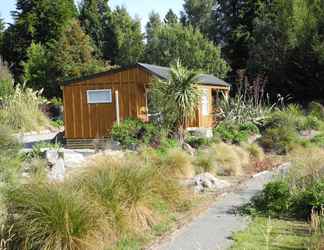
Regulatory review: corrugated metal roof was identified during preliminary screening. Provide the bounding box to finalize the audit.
[137,63,230,87]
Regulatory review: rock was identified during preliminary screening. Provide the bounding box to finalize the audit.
[275,162,291,177]
[191,173,230,193]
[46,150,60,166]
[182,142,195,156]
[48,158,65,181]
[63,149,85,168]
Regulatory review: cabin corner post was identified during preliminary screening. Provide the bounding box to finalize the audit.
[115,90,120,125]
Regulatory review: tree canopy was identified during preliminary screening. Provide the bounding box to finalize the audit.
[144,23,230,78]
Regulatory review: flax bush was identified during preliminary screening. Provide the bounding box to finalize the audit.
[0,84,49,132]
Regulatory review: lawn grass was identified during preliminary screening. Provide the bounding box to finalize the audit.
[231,216,312,250]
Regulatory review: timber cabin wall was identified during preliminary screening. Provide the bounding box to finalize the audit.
[63,66,151,140]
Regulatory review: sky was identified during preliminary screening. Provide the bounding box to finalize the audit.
[0,0,184,30]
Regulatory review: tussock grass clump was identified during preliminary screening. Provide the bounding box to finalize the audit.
[73,157,156,234]
[241,143,265,161]
[161,148,194,179]
[194,149,216,174]
[192,143,252,176]
[5,183,110,250]
[210,143,245,176]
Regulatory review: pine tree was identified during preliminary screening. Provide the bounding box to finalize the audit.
[106,6,144,66]
[164,9,178,24]
[24,21,105,97]
[2,0,77,81]
[79,0,111,56]
[146,11,162,42]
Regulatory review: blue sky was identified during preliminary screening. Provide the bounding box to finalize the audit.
[0,0,184,30]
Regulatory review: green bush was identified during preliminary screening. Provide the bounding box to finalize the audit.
[111,118,161,148]
[308,102,324,120]
[214,122,259,144]
[259,126,299,154]
[5,183,109,250]
[292,179,324,218]
[311,133,324,147]
[254,181,291,215]
[185,135,211,149]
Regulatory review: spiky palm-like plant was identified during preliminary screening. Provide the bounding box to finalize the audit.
[151,60,201,142]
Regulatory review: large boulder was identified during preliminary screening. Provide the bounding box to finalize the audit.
[63,149,85,168]
[45,149,65,181]
[191,173,231,193]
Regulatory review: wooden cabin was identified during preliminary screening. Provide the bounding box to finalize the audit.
[62,63,230,148]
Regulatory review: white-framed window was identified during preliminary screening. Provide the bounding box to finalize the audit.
[87,89,112,104]
[202,89,209,116]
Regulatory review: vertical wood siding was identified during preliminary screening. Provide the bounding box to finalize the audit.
[63,67,151,139]
[63,66,229,139]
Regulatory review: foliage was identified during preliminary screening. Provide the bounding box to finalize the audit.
[217,75,274,126]
[308,102,324,120]
[72,152,191,234]
[51,119,64,128]
[185,135,212,149]
[231,217,312,250]
[193,143,251,176]
[160,148,194,179]
[25,142,61,160]
[164,9,178,25]
[0,84,50,132]
[78,0,111,57]
[253,181,291,215]
[2,0,77,81]
[146,11,162,42]
[150,60,201,140]
[111,118,161,148]
[241,143,265,161]
[106,6,144,66]
[0,61,14,100]
[23,21,105,97]
[250,147,324,219]
[0,125,22,184]
[5,183,109,250]
[214,122,259,144]
[144,23,230,78]
[311,133,324,148]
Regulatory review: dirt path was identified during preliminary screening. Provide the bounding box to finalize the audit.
[150,169,279,250]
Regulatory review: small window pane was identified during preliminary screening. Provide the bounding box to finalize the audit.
[87,89,112,104]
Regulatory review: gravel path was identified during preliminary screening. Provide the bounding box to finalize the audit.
[152,170,277,250]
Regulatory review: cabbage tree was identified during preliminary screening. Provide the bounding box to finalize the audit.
[151,60,201,142]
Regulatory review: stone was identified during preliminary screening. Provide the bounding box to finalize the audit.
[48,158,65,181]
[182,142,195,156]
[191,173,230,193]
[63,149,85,168]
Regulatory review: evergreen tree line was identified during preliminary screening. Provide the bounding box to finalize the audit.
[0,0,323,102]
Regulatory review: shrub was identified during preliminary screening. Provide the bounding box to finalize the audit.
[308,102,324,120]
[311,133,324,148]
[214,122,259,144]
[0,84,50,132]
[253,180,291,215]
[185,135,211,149]
[259,125,299,154]
[5,183,110,250]
[111,118,161,148]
